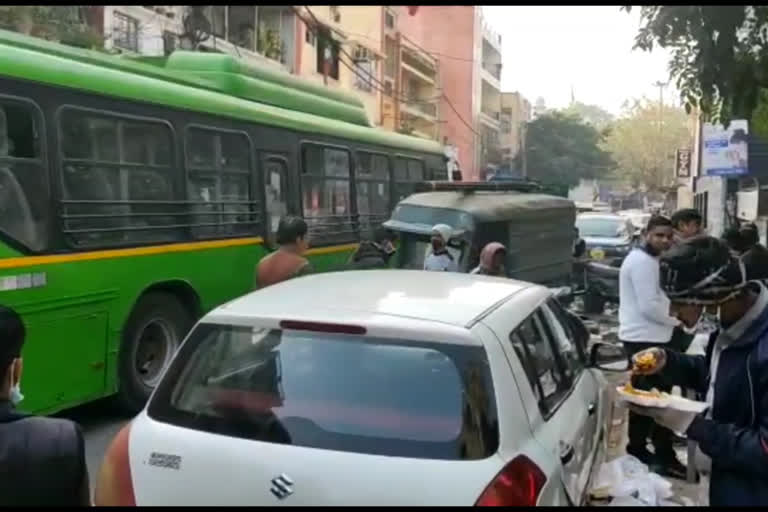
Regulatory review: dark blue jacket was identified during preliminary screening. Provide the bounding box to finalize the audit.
[665,296,768,506]
[0,401,90,505]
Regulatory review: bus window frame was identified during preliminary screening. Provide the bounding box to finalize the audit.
[183,123,260,241]
[298,140,357,247]
[261,153,290,241]
[55,104,179,249]
[353,148,391,236]
[393,154,425,204]
[0,94,49,254]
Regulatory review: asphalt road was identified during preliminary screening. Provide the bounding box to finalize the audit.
[55,399,131,495]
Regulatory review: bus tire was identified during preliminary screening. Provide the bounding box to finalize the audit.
[116,292,193,413]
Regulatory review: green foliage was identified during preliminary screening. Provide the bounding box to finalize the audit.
[602,97,691,190]
[517,112,615,188]
[562,101,615,130]
[0,6,107,51]
[625,5,768,127]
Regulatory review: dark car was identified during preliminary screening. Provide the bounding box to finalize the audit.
[575,213,636,264]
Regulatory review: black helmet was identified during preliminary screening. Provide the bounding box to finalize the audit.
[659,236,746,305]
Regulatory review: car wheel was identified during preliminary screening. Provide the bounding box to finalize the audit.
[116,292,192,413]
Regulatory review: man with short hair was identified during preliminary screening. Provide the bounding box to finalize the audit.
[255,216,312,288]
[0,306,90,506]
[671,208,704,242]
[618,215,688,479]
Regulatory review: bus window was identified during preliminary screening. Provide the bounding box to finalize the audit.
[0,100,48,251]
[59,108,178,247]
[185,127,256,239]
[263,157,288,236]
[356,152,389,235]
[301,144,353,245]
[393,157,424,202]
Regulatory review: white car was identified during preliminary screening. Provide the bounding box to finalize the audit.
[95,271,626,506]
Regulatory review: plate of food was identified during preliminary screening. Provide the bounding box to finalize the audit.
[616,382,708,413]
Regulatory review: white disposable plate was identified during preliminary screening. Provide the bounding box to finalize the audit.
[615,386,708,413]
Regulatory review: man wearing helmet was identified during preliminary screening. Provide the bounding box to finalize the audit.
[631,236,768,506]
[423,224,458,272]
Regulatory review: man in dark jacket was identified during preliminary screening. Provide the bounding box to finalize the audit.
[0,306,90,506]
[630,236,768,506]
[348,227,396,270]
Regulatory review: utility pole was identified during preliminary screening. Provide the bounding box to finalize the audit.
[653,80,667,188]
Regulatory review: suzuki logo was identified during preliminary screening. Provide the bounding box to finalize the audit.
[271,474,294,499]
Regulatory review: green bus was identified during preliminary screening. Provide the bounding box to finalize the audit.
[0,29,447,414]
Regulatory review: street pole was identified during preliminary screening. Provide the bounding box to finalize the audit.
[520,121,527,178]
[653,80,667,187]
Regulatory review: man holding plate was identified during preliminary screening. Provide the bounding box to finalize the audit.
[630,236,768,506]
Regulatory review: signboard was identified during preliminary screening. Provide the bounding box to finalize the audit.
[676,148,692,178]
[702,120,749,176]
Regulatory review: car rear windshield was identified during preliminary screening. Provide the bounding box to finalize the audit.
[576,217,626,238]
[148,324,499,460]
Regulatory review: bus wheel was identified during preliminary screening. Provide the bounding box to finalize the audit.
[117,292,193,413]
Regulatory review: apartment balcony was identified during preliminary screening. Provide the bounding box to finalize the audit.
[400,36,437,85]
[482,19,502,53]
[401,98,437,121]
[480,65,501,91]
[480,109,501,130]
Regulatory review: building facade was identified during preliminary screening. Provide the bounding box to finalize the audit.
[500,91,531,166]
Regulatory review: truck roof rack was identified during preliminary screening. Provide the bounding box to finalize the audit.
[414,180,542,194]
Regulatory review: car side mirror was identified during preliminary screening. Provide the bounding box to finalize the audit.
[590,342,629,372]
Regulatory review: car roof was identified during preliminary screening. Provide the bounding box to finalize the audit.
[210,270,543,329]
[398,191,574,222]
[577,212,625,220]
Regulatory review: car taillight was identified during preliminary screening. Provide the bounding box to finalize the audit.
[475,455,546,507]
[94,422,136,506]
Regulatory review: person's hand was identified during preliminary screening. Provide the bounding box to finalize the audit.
[631,347,667,375]
[628,404,703,436]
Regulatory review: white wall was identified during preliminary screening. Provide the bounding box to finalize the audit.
[696,175,727,237]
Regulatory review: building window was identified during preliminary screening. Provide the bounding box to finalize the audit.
[385,8,395,29]
[163,31,178,56]
[113,11,139,52]
[383,36,396,79]
[204,6,226,39]
[305,26,315,46]
[316,28,340,81]
[353,46,376,93]
[227,6,256,51]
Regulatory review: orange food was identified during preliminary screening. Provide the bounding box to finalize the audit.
[622,381,662,398]
[632,352,656,373]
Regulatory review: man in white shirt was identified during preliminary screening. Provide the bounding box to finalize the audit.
[424,224,458,272]
[619,215,687,479]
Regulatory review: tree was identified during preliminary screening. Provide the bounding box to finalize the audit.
[626,6,768,126]
[0,6,106,50]
[603,97,691,190]
[516,111,615,188]
[562,101,615,131]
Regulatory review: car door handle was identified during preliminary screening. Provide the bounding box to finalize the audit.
[559,441,575,465]
[588,402,597,416]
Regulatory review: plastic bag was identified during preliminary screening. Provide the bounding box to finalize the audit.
[590,455,672,506]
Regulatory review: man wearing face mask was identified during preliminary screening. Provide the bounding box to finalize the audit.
[423,224,458,272]
[0,306,90,505]
[618,215,688,478]
[630,236,768,506]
